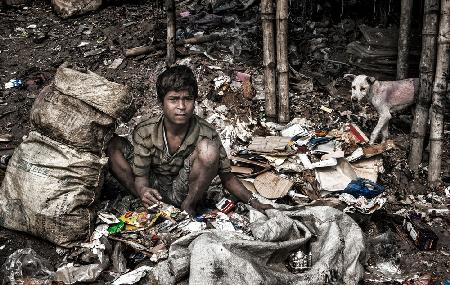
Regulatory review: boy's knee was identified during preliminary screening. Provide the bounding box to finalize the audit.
[195,139,219,166]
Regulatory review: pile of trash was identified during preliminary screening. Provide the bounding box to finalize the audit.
[1,198,368,284]
[198,91,393,215]
[346,25,420,75]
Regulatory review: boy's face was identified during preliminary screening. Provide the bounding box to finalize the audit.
[162,90,195,126]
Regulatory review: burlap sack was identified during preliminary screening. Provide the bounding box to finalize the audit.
[53,66,131,120]
[30,85,115,154]
[52,0,102,18]
[0,131,108,247]
[30,66,133,154]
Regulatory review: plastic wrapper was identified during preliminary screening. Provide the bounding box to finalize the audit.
[343,178,384,198]
[112,266,153,285]
[1,248,54,285]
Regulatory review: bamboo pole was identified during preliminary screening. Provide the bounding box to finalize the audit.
[125,33,224,57]
[408,0,440,172]
[276,0,289,123]
[396,0,413,79]
[261,0,277,120]
[428,0,450,184]
[166,0,176,66]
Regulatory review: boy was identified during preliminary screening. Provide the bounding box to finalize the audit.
[110,65,272,215]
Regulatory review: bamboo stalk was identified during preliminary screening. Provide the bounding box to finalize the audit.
[428,0,450,184]
[166,0,176,66]
[261,0,277,120]
[396,0,413,79]
[276,0,289,123]
[408,0,440,173]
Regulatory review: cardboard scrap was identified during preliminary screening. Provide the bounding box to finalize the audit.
[315,158,358,195]
[231,166,253,175]
[346,147,364,162]
[347,123,369,143]
[240,178,257,193]
[281,124,309,138]
[247,136,292,154]
[229,155,271,177]
[311,140,336,154]
[363,140,395,157]
[298,154,338,170]
[351,157,384,182]
[321,150,345,160]
[254,172,293,199]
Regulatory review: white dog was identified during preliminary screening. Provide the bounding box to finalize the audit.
[344,74,418,144]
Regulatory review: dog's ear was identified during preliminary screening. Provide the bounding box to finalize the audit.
[343,74,356,82]
[366,76,376,85]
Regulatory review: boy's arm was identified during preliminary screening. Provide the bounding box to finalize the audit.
[135,176,162,208]
[132,124,162,207]
[107,135,136,195]
[219,172,274,212]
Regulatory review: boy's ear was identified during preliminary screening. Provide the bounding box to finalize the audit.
[343,74,356,82]
[366,76,376,85]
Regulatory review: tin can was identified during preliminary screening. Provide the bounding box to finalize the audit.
[216,198,236,214]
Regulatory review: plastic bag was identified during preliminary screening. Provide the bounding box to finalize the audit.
[1,248,54,285]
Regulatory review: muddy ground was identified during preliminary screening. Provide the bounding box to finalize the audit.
[0,0,449,283]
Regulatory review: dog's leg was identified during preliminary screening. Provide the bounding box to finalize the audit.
[370,110,391,144]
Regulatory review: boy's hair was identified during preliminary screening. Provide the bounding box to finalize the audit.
[156,65,198,102]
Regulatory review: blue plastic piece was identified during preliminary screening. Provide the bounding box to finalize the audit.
[343,178,384,199]
[307,137,334,148]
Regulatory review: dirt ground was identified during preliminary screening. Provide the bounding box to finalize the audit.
[0,0,449,283]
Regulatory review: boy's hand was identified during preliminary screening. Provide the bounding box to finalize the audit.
[250,200,274,213]
[137,186,162,207]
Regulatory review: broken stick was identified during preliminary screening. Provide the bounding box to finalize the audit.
[166,0,176,66]
[125,33,224,57]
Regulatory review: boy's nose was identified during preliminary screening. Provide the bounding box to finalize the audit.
[177,100,186,109]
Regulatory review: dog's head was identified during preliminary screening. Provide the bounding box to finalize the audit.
[343,74,376,102]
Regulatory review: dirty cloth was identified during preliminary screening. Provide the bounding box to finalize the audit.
[152,206,365,285]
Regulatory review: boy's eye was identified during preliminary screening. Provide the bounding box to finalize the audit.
[352,86,356,90]
[361,87,366,91]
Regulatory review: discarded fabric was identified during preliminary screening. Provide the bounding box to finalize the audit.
[344,178,384,199]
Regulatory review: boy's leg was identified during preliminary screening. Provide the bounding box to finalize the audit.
[174,138,220,215]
